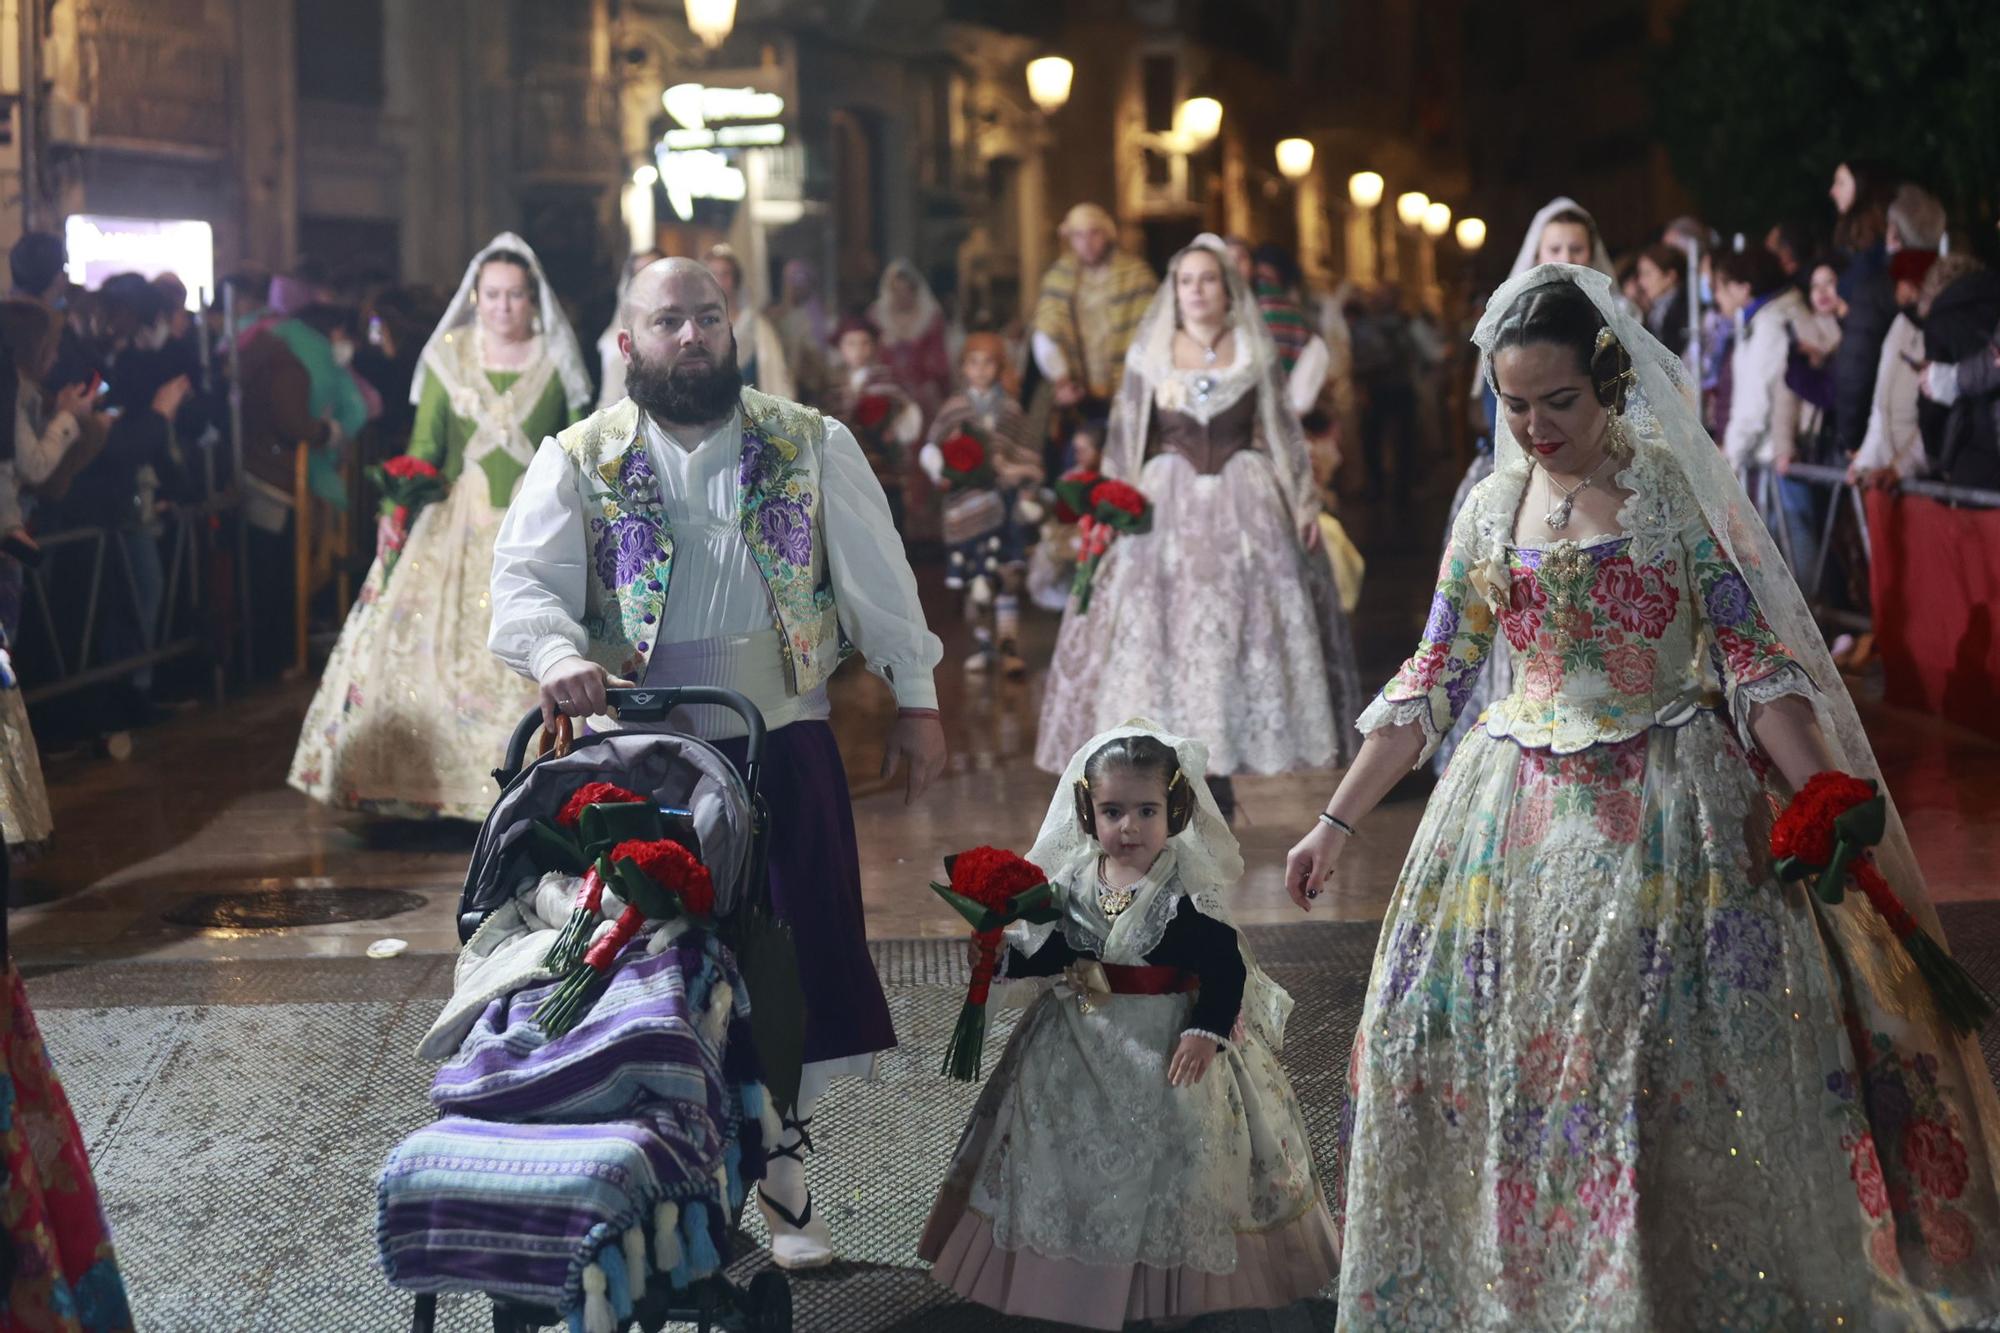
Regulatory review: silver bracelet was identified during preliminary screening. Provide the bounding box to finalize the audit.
[1318,812,1358,838]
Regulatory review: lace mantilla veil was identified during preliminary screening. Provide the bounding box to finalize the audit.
[1476,263,1953,956]
[410,231,593,413]
[1019,720,1294,1050]
[1105,234,1320,528]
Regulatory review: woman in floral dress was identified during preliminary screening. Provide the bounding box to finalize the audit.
[289,234,590,819]
[1287,265,2000,1329]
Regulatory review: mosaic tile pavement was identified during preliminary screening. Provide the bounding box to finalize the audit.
[27,905,2000,1333]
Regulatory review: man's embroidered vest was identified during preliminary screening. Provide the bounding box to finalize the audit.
[555,388,849,692]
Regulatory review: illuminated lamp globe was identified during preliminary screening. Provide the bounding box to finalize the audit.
[1396,192,1430,228]
[1172,97,1224,149]
[1455,217,1488,252]
[1422,201,1452,237]
[633,164,659,187]
[1275,138,1315,182]
[1026,57,1074,115]
[684,0,735,49]
[1347,171,1385,209]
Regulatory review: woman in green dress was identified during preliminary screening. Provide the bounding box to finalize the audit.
[290,233,590,818]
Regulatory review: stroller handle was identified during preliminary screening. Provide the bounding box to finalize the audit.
[497,687,768,797]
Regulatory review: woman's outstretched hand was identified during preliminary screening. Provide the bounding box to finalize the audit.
[1284,820,1348,912]
[1168,1033,1219,1087]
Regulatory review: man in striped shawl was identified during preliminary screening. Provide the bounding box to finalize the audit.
[1029,204,1156,418]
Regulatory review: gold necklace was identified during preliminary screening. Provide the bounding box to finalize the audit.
[1541,448,1613,530]
[1096,857,1136,918]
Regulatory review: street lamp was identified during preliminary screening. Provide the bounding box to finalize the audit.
[1275,138,1315,182]
[1347,171,1384,209]
[1172,96,1223,150]
[1455,217,1488,252]
[684,0,736,49]
[1026,57,1074,115]
[1396,191,1430,228]
[1422,200,1452,237]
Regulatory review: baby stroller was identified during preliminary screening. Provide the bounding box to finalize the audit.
[387,687,795,1333]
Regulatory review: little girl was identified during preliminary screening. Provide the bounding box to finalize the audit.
[919,722,1338,1330]
[1026,419,1102,613]
[919,333,1044,677]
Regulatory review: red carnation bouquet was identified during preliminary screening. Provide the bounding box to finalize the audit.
[1050,471,1153,613]
[367,455,448,582]
[853,394,892,430]
[1771,772,1994,1035]
[935,427,996,491]
[536,782,651,972]
[847,392,905,486]
[931,847,1060,1081]
[535,836,717,1036]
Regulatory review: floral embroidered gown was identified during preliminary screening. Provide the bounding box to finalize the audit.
[289,334,579,819]
[1337,444,2000,1330]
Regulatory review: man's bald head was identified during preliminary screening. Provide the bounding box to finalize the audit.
[622,257,729,330]
[618,256,742,425]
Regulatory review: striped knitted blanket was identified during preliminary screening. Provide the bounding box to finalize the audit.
[378,932,773,1331]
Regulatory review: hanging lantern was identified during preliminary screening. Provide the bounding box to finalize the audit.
[1396,192,1430,228]
[1275,138,1315,182]
[1347,171,1385,209]
[1172,97,1223,149]
[1422,201,1452,237]
[1455,217,1488,252]
[684,0,736,50]
[1025,57,1074,115]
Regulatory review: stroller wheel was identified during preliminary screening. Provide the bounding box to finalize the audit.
[744,1270,792,1333]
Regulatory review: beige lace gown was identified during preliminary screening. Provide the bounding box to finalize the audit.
[288,344,574,819]
[1034,371,1362,775]
[920,852,1339,1328]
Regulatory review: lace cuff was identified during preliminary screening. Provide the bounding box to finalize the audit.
[1181,1028,1228,1046]
[1730,660,1818,737]
[1356,691,1446,767]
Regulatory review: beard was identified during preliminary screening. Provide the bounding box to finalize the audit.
[627,342,744,423]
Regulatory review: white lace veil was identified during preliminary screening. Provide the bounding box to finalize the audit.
[867,258,943,347]
[1474,263,1945,944]
[411,231,592,412]
[1022,720,1295,1049]
[1106,233,1319,527]
[1508,196,1616,280]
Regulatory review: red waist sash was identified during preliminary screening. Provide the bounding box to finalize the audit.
[1098,963,1198,995]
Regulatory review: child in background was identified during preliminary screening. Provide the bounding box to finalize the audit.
[919,334,1043,677]
[825,315,922,533]
[1025,419,1102,613]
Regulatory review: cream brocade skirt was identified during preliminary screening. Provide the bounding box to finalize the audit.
[0,688,50,847]
[288,472,538,821]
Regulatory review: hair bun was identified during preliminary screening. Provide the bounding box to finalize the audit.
[1590,325,1634,413]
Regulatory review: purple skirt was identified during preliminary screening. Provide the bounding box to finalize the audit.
[709,720,895,1065]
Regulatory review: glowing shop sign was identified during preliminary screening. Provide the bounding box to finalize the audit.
[656,147,747,221]
[656,80,788,153]
[63,215,214,310]
[653,79,787,219]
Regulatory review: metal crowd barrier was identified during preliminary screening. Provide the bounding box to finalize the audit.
[1742,460,2000,637]
[17,500,225,706]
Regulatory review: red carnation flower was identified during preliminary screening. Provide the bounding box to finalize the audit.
[610,837,716,917]
[383,455,442,481]
[556,781,647,830]
[1770,771,1875,868]
[854,394,892,430]
[948,846,1048,913]
[940,432,986,475]
[1089,479,1148,519]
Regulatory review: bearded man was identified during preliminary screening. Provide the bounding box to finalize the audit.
[1029,202,1157,416]
[489,258,946,1269]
